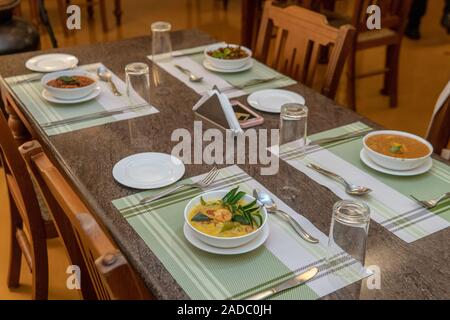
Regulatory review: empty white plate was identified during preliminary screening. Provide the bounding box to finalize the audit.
[202,59,253,73]
[26,54,79,72]
[42,86,101,104]
[113,153,185,189]
[360,149,433,177]
[183,223,269,255]
[247,89,305,113]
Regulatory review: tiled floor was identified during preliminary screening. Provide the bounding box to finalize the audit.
[0,0,448,299]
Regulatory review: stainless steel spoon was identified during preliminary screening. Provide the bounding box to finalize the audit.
[411,192,450,209]
[174,64,203,82]
[307,163,372,196]
[97,66,122,96]
[253,189,319,244]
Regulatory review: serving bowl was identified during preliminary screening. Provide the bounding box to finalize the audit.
[184,189,268,248]
[41,70,98,100]
[204,43,252,70]
[363,130,433,171]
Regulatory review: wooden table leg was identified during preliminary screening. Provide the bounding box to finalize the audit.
[4,104,29,146]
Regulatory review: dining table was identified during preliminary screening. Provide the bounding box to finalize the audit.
[0,29,449,300]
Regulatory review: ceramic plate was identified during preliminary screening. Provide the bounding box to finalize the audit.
[112,153,185,189]
[183,223,269,255]
[360,149,433,176]
[42,86,101,104]
[247,89,306,113]
[26,54,79,72]
[202,59,253,73]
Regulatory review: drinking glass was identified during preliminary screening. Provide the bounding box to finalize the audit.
[151,21,172,63]
[327,200,371,273]
[125,62,150,104]
[279,103,308,147]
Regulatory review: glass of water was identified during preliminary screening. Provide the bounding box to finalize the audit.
[327,200,371,273]
[151,21,172,63]
[125,62,150,105]
[279,103,308,147]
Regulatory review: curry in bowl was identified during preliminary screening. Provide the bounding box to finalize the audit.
[366,134,430,159]
[47,75,95,89]
[207,46,249,60]
[188,187,263,238]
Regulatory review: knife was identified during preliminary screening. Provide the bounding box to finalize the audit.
[310,129,372,146]
[245,267,319,300]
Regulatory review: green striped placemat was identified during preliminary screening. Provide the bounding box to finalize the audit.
[112,165,368,300]
[148,44,297,97]
[274,122,450,243]
[4,63,158,136]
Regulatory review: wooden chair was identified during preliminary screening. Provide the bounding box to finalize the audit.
[426,93,450,157]
[255,1,355,101]
[325,0,412,109]
[0,105,49,300]
[19,140,152,300]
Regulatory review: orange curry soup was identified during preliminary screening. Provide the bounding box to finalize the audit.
[366,134,430,159]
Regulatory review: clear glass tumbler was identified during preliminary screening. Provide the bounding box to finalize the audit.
[327,200,371,273]
[151,21,172,63]
[279,103,308,147]
[125,62,150,105]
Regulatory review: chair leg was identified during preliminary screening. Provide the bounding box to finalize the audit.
[114,0,122,26]
[347,51,357,111]
[57,0,69,37]
[99,0,108,33]
[382,44,400,108]
[31,243,48,300]
[7,195,22,289]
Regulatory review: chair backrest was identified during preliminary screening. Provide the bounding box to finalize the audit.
[0,106,48,298]
[255,1,355,99]
[427,95,450,156]
[350,0,411,33]
[19,140,152,300]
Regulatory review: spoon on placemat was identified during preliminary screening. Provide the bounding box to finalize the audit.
[97,66,122,96]
[306,163,372,196]
[253,189,319,244]
[174,64,203,82]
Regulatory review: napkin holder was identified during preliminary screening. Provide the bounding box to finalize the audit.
[193,87,243,135]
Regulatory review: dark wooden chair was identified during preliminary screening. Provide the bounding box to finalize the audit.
[325,0,412,109]
[19,140,152,300]
[426,89,450,156]
[255,1,355,101]
[0,104,49,300]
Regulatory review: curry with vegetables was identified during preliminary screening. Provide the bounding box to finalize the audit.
[47,75,95,89]
[207,46,249,60]
[188,187,263,238]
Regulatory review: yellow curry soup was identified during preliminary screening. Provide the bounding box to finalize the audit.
[366,134,430,159]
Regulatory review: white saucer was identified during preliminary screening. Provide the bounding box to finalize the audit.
[183,223,269,255]
[42,86,101,104]
[26,54,79,72]
[360,149,433,176]
[202,59,253,73]
[247,89,306,113]
[112,153,185,189]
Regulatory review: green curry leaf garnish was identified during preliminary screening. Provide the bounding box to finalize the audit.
[389,143,404,154]
[191,212,211,222]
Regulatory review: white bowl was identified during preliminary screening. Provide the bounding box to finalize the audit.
[363,130,433,171]
[41,70,98,100]
[184,189,268,248]
[204,44,252,70]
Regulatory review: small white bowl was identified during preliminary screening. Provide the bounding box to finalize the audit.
[184,189,268,248]
[41,70,98,100]
[204,44,252,70]
[363,130,433,171]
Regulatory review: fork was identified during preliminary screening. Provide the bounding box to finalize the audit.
[410,193,450,209]
[139,167,220,204]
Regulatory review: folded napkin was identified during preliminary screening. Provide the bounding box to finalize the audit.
[270,122,450,243]
[112,165,369,300]
[148,44,297,98]
[5,63,159,136]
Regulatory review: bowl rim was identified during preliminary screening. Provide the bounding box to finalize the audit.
[41,70,98,92]
[184,189,267,240]
[204,43,252,61]
[363,130,433,162]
